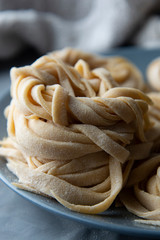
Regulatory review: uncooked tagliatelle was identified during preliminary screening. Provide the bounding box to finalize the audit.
[117,56,160,225]
[1,48,160,221]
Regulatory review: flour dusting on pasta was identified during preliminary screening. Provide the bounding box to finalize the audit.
[0,48,160,221]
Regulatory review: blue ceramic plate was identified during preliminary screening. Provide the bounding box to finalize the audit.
[1,48,160,238]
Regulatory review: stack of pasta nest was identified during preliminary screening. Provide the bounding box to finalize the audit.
[1,48,160,224]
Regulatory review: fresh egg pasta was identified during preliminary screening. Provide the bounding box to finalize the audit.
[0,48,160,221]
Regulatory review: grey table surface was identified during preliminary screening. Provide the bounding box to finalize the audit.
[0,47,160,240]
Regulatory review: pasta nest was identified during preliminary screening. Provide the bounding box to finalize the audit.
[121,155,160,223]
[0,48,154,214]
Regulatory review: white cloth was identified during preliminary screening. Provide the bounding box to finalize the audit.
[0,0,159,59]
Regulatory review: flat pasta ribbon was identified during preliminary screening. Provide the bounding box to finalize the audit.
[0,48,156,215]
[120,155,160,223]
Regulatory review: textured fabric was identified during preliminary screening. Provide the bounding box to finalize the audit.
[0,180,118,240]
[0,0,159,59]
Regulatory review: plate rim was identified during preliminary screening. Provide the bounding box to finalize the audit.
[0,164,160,238]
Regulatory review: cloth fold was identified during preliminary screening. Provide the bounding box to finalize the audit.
[0,180,119,240]
[0,0,159,59]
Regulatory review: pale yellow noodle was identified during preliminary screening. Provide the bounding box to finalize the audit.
[0,48,157,215]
